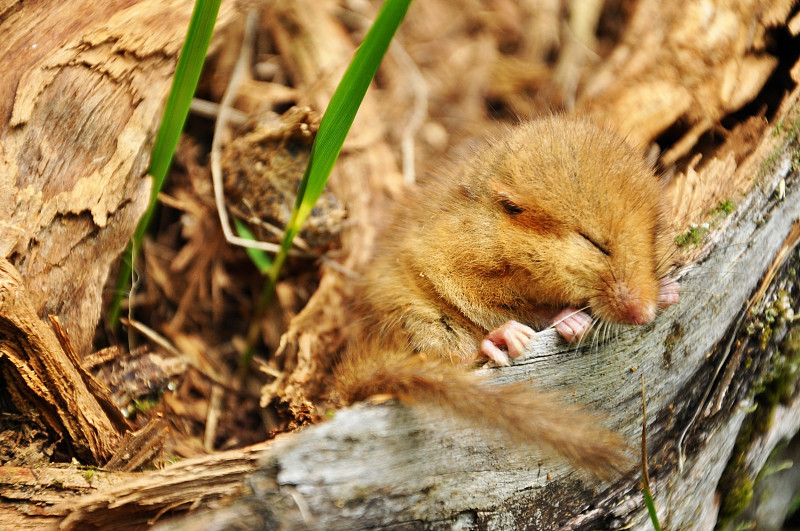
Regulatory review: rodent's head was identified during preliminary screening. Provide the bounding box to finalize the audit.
[459,117,670,326]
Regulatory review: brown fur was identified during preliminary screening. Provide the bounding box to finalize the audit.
[335,116,674,477]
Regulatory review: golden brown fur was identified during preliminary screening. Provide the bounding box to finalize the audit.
[335,116,675,477]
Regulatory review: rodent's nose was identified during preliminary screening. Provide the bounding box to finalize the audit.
[621,301,656,325]
[614,285,657,325]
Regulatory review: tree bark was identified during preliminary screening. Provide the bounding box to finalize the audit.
[0,0,239,526]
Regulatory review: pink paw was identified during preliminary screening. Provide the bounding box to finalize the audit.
[480,320,538,366]
[658,277,680,308]
[551,308,593,343]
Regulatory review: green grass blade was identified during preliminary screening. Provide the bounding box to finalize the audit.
[237,0,413,378]
[108,0,222,327]
[643,481,662,531]
[641,374,662,531]
[234,218,272,273]
[264,0,413,291]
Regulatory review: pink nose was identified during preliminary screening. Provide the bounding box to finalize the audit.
[620,301,656,325]
[613,285,656,325]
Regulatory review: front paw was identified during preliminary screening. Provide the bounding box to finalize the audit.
[480,320,538,366]
[658,277,680,308]
[550,308,592,343]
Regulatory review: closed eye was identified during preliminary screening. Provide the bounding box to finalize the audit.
[580,232,610,256]
[498,197,524,215]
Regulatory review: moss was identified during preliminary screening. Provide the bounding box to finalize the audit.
[760,324,773,349]
[718,100,800,531]
[762,149,782,173]
[711,199,735,216]
[675,224,708,247]
[718,321,800,526]
[663,322,683,351]
[83,469,96,484]
[772,114,800,140]
[720,477,754,525]
[674,201,734,248]
[662,322,684,369]
[750,291,799,350]
[717,406,760,530]
[784,325,800,357]
[762,115,800,176]
[788,114,800,141]
[132,397,159,414]
[766,326,800,407]
[773,118,785,136]
[788,490,800,522]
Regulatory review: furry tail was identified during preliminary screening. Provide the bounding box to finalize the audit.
[334,345,630,478]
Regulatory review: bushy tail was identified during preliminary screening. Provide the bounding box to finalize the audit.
[334,345,630,478]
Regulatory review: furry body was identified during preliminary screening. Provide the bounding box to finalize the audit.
[336,116,678,476]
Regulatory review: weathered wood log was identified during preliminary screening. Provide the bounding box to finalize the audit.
[5,0,178,354]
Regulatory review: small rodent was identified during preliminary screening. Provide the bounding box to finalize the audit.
[335,116,680,476]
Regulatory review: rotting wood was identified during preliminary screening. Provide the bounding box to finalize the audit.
[0,258,127,464]
[578,0,796,163]
[0,0,238,355]
[58,443,272,530]
[0,0,240,526]
[0,464,137,529]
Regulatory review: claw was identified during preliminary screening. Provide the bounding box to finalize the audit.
[480,320,538,364]
[551,308,592,343]
[658,277,680,308]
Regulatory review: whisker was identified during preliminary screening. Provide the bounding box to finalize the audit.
[572,283,606,293]
[592,322,602,352]
[598,276,614,291]
[543,305,592,332]
[576,317,598,351]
